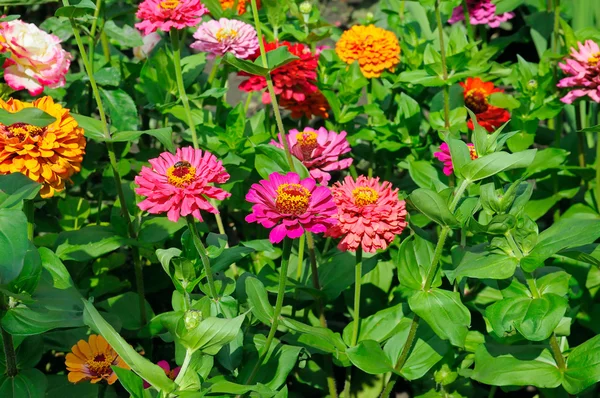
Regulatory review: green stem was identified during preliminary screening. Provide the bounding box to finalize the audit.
[170,29,200,150]
[173,349,193,385]
[449,180,469,212]
[187,216,218,300]
[461,0,475,43]
[244,91,254,115]
[423,228,450,291]
[435,0,450,130]
[1,326,17,377]
[24,200,34,240]
[291,233,306,318]
[244,238,293,385]
[576,101,587,169]
[100,31,111,63]
[488,386,497,398]
[549,334,566,369]
[88,0,102,68]
[596,132,600,210]
[343,247,363,398]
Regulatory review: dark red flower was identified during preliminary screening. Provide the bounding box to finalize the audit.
[467,106,511,132]
[460,77,511,132]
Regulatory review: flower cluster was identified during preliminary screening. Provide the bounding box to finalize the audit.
[449,0,514,28]
[434,142,478,176]
[135,0,209,35]
[65,335,129,385]
[191,18,259,59]
[557,40,600,103]
[461,77,510,132]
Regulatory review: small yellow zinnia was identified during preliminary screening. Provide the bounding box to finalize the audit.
[65,334,130,385]
[0,96,86,198]
[335,24,401,78]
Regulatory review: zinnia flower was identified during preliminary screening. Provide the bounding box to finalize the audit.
[328,176,407,253]
[65,334,130,384]
[557,40,600,103]
[134,147,230,222]
[271,127,352,185]
[0,97,86,198]
[279,90,330,120]
[219,0,257,14]
[238,40,318,104]
[143,360,180,389]
[0,20,71,96]
[460,77,510,132]
[191,18,258,59]
[245,172,337,243]
[135,0,209,36]
[448,0,515,28]
[133,32,162,61]
[434,142,478,176]
[335,25,400,78]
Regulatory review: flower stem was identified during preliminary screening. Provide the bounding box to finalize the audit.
[24,200,34,240]
[173,349,193,385]
[170,28,200,150]
[488,386,497,398]
[435,0,450,130]
[549,333,566,369]
[576,101,587,169]
[461,0,475,43]
[186,216,218,300]
[88,0,103,68]
[244,238,293,385]
[595,133,600,210]
[342,247,363,398]
[1,294,17,377]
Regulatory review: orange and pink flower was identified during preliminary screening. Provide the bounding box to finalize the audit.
[557,40,600,104]
[134,147,230,223]
[434,142,478,176]
[135,0,208,36]
[461,77,510,132]
[245,172,337,243]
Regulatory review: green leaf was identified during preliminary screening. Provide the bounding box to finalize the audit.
[0,208,28,284]
[0,174,40,209]
[343,304,407,345]
[245,277,274,325]
[99,88,139,131]
[112,367,144,398]
[453,251,518,282]
[54,226,129,262]
[138,217,185,244]
[461,150,537,182]
[492,0,523,14]
[0,108,55,127]
[563,335,600,394]
[98,292,155,331]
[57,196,90,231]
[111,128,174,152]
[408,289,470,347]
[103,21,143,49]
[395,235,437,291]
[71,113,110,142]
[178,314,246,354]
[254,145,310,180]
[264,46,299,71]
[409,188,459,227]
[488,92,521,110]
[347,340,396,375]
[407,160,447,191]
[222,52,268,77]
[446,139,472,178]
[54,0,96,18]
[0,368,46,398]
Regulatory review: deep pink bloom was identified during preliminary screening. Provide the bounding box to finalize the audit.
[135,0,208,36]
[328,176,407,253]
[191,18,258,59]
[134,147,230,222]
[449,0,514,28]
[271,127,353,185]
[0,20,71,96]
[434,142,478,176]
[245,172,337,243]
[557,40,600,103]
[143,361,181,389]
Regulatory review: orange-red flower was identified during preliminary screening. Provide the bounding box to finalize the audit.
[279,90,330,120]
[219,0,258,14]
[335,25,400,78]
[65,335,130,385]
[460,77,510,132]
[0,96,86,198]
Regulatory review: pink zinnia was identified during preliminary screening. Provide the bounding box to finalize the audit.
[245,172,337,243]
[190,18,258,59]
[448,0,514,28]
[557,40,600,104]
[271,127,353,185]
[134,147,230,222]
[135,0,208,36]
[328,176,407,253]
[434,142,478,176]
[143,360,180,388]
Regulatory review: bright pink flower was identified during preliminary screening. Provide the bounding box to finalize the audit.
[434,142,478,176]
[328,176,407,253]
[143,361,180,389]
[271,127,353,185]
[557,40,600,104]
[245,172,337,243]
[449,0,514,28]
[191,18,258,59]
[135,0,208,36]
[134,147,230,223]
[0,20,71,96]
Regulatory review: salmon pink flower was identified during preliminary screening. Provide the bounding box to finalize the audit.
[0,20,71,96]
[134,147,230,223]
[557,40,600,103]
[245,172,337,243]
[135,0,208,36]
[271,127,353,185]
[328,176,407,253]
[461,77,511,132]
[191,18,258,59]
[143,361,180,388]
[434,142,478,176]
[449,0,514,28]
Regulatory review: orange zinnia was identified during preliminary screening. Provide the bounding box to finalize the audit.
[65,334,130,385]
[0,96,86,198]
[460,77,511,132]
[219,0,256,14]
[335,25,400,78]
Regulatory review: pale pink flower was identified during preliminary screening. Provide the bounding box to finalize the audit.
[245,172,337,243]
[133,32,162,61]
[134,147,230,222]
[0,20,71,96]
[191,18,258,59]
[434,142,478,176]
[557,40,600,103]
[135,0,208,36]
[271,127,353,185]
[449,0,514,28]
[328,176,407,253]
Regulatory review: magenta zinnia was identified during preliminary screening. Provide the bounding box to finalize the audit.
[271,127,353,185]
[557,40,600,104]
[191,18,258,59]
[328,176,407,253]
[449,0,514,28]
[134,147,230,222]
[434,142,477,176]
[135,0,208,36]
[245,172,337,243]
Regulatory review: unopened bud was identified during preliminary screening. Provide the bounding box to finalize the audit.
[527,79,538,91]
[434,364,457,386]
[299,1,312,15]
[184,310,202,330]
[365,12,374,23]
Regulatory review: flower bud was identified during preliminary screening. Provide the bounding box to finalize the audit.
[184,310,202,330]
[299,1,312,15]
[434,364,457,386]
[365,12,374,23]
[527,79,538,91]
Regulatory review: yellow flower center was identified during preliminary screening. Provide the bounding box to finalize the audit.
[465,88,489,114]
[167,161,196,188]
[588,52,600,66]
[86,353,114,377]
[6,123,45,141]
[295,130,318,157]
[275,183,311,215]
[159,0,179,9]
[216,28,238,42]
[468,145,478,160]
[352,186,379,206]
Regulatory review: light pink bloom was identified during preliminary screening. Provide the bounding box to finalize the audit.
[133,32,162,61]
[245,172,337,243]
[434,142,478,176]
[143,361,180,389]
[134,147,230,223]
[328,176,407,253]
[449,0,514,28]
[190,18,258,59]
[271,127,353,185]
[0,20,71,96]
[135,0,208,36]
[557,40,600,103]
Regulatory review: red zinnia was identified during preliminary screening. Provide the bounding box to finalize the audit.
[279,90,330,120]
[460,77,510,132]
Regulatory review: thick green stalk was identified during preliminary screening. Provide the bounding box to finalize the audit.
[343,247,363,398]
[187,216,218,299]
[576,101,587,169]
[380,315,420,397]
[435,0,450,130]
[1,323,16,377]
[461,0,475,43]
[173,349,193,385]
[596,134,600,210]
[549,334,566,369]
[88,0,103,67]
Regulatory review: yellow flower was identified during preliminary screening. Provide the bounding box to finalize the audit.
[65,335,130,385]
[0,96,86,198]
[335,25,401,78]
